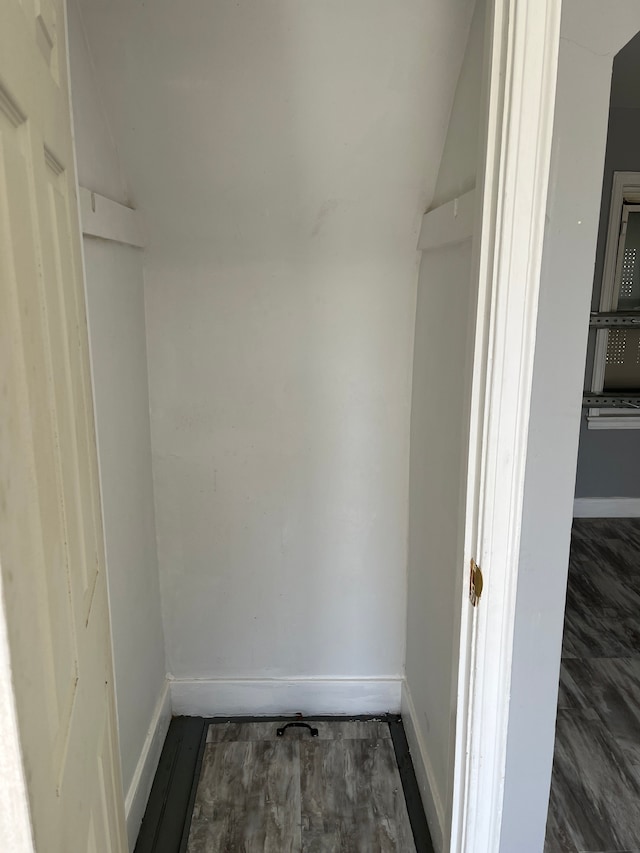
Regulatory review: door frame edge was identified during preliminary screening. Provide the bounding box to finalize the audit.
[451,1,563,850]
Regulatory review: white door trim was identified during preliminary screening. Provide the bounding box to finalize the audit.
[452,1,562,851]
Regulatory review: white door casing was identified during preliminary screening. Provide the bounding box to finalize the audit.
[451,0,562,851]
[0,0,127,850]
[494,4,640,851]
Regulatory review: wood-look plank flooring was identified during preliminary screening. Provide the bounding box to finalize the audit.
[186,721,416,853]
[545,518,640,853]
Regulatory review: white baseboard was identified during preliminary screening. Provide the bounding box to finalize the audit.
[573,497,640,518]
[168,677,402,717]
[125,679,172,851]
[401,681,445,853]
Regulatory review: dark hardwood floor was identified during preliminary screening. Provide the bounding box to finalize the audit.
[545,518,640,853]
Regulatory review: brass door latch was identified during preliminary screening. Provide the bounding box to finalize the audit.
[469,559,483,606]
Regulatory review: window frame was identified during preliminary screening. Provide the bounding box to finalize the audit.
[588,171,640,429]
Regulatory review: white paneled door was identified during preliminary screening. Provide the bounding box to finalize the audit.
[0,0,127,850]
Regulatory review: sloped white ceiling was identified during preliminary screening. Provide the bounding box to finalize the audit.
[76,0,475,267]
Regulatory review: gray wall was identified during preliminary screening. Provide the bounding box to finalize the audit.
[575,31,640,498]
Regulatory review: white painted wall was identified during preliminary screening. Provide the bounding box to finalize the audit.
[77,0,475,702]
[404,239,476,851]
[67,2,167,845]
[403,3,484,849]
[430,0,485,211]
[499,5,640,851]
[67,0,128,207]
[146,254,416,684]
[80,239,167,823]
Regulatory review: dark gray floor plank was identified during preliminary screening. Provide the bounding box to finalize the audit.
[299,737,416,853]
[187,720,417,853]
[546,710,640,851]
[560,657,640,765]
[205,719,391,743]
[301,822,410,853]
[547,518,640,852]
[187,740,302,853]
